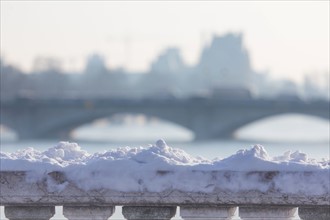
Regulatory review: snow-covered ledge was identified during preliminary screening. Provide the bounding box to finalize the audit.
[1,170,329,219]
[1,140,329,219]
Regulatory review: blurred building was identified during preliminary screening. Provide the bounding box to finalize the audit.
[84,54,108,75]
[303,72,330,100]
[197,33,253,89]
[1,33,328,101]
[150,48,186,74]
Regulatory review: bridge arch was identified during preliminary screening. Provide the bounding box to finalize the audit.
[210,110,330,140]
[234,113,330,142]
[0,124,18,141]
[34,107,195,140]
[71,113,194,141]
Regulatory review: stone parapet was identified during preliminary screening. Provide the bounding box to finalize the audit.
[0,171,329,219]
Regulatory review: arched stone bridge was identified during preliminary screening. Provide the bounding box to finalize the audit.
[1,98,329,140]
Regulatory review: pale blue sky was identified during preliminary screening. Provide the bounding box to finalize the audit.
[1,1,329,82]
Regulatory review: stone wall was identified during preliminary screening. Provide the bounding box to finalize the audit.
[0,171,329,219]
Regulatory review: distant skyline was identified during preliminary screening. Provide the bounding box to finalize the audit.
[1,1,329,82]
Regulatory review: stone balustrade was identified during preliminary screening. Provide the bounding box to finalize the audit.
[0,171,329,219]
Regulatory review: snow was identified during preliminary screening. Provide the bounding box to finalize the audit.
[1,139,329,195]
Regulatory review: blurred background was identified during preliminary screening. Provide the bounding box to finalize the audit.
[0,1,329,159]
[0,1,329,219]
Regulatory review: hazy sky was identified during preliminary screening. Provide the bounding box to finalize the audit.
[1,1,329,82]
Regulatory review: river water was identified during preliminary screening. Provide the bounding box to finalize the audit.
[0,113,329,219]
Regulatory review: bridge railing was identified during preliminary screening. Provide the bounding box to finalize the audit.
[0,171,329,220]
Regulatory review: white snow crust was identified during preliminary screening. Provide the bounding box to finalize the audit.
[1,140,329,194]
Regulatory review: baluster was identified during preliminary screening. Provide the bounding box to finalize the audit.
[180,206,237,219]
[4,206,55,220]
[239,206,297,220]
[63,206,115,220]
[298,206,330,220]
[122,206,176,220]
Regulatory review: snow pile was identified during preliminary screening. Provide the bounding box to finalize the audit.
[1,140,329,194]
[212,144,328,171]
[0,142,89,172]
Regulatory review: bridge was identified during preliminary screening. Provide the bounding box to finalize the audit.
[0,97,329,140]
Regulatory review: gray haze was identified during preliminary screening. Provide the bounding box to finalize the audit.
[1,33,329,101]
